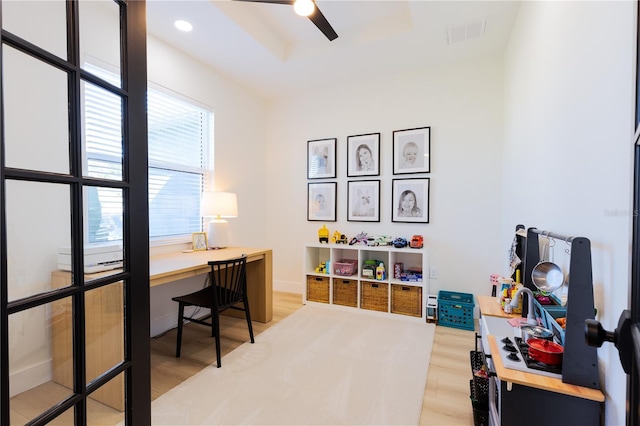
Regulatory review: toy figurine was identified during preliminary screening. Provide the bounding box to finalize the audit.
[349,231,368,245]
[367,235,393,246]
[410,235,424,249]
[318,225,329,243]
[331,231,348,244]
[393,237,409,248]
[315,261,328,274]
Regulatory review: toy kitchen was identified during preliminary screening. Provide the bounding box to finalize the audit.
[476,226,605,426]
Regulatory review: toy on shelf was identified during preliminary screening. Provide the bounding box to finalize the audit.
[315,261,328,274]
[331,231,348,244]
[410,235,424,249]
[393,237,409,248]
[367,235,393,246]
[318,225,329,243]
[349,231,369,245]
[400,267,423,282]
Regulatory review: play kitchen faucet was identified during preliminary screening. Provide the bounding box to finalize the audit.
[509,287,537,325]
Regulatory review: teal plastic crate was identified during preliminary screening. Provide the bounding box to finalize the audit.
[438,291,475,331]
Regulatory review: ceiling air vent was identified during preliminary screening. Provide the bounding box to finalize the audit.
[446,18,487,45]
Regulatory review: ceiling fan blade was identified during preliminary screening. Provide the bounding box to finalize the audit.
[233,0,294,5]
[308,5,338,41]
[232,0,338,41]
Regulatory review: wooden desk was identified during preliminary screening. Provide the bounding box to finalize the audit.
[51,246,273,411]
[149,247,273,323]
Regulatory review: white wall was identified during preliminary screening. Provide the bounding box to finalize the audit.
[146,37,269,249]
[146,37,269,335]
[502,2,635,424]
[265,56,507,300]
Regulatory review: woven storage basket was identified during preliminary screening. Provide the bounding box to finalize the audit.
[333,278,358,307]
[391,284,422,317]
[360,281,388,312]
[307,276,329,303]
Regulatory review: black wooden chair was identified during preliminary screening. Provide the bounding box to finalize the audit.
[172,255,254,367]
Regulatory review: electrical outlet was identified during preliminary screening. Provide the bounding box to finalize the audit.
[429,267,438,279]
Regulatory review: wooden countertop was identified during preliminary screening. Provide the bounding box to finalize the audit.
[477,295,520,318]
[487,335,605,402]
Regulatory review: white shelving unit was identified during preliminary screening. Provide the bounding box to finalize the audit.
[303,243,429,320]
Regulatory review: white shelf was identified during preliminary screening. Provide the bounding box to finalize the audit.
[303,243,429,320]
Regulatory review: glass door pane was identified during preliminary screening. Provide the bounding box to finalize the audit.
[3,46,70,174]
[79,0,122,87]
[5,181,71,302]
[9,300,73,425]
[1,0,67,59]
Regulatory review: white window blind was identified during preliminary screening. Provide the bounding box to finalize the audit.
[83,64,212,243]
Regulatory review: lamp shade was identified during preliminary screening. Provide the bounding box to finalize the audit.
[201,191,238,219]
[201,192,238,249]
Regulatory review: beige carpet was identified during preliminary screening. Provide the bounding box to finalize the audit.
[151,304,436,425]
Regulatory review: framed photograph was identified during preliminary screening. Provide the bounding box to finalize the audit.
[392,178,430,223]
[307,138,336,179]
[192,232,208,251]
[308,182,337,221]
[393,127,430,174]
[347,180,380,222]
[347,133,380,177]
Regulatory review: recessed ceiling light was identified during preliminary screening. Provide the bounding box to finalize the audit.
[174,20,193,32]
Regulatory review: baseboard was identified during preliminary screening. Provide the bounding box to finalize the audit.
[151,306,203,338]
[274,279,302,294]
[10,359,51,397]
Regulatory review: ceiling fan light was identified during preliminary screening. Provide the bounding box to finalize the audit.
[293,0,315,17]
[174,20,193,32]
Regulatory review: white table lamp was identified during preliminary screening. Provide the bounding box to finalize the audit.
[201,191,238,249]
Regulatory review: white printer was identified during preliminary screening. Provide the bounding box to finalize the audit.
[58,244,123,274]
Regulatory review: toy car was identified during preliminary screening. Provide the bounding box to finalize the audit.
[410,235,424,249]
[331,231,348,244]
[368,235,393,246]
[392,237,408,248]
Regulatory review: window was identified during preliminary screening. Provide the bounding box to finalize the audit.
[83,65,213,243]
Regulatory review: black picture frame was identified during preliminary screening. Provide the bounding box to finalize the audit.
[307,138,337,179]
[308,182,337,221]
[347,180,380,222]
[347,133,380,177]
[392,127,430,175]
[392,178,430,223]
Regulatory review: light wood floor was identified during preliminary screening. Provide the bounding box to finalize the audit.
[10,291,476,425]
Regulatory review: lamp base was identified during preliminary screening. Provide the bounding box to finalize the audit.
[208,220,229,249]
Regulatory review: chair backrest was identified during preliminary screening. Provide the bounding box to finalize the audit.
[208,255,248,311]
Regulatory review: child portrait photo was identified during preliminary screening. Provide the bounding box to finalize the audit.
[393,127,430,174]
[308,182,336,221]
[347,133,380,177]
[392,178,429,223]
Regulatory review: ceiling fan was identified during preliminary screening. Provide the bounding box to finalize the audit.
[233,0,338,41]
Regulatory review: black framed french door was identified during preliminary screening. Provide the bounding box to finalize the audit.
[0,1,150,425]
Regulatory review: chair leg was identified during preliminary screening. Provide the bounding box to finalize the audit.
[243,294,255,344]
[213,310,222,368]
[176,303,184,357]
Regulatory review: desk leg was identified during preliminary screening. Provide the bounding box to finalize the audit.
[246,252,273,323]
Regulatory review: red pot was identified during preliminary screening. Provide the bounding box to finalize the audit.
[527,338,563,365]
